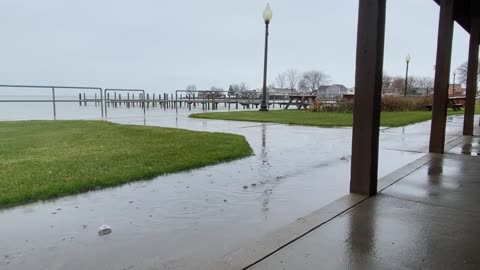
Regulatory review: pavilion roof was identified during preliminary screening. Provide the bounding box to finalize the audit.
[433,0,478,35]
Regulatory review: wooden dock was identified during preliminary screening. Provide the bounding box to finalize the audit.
[78,92,293,111]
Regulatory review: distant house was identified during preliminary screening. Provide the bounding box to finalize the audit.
[237,89,259,99]
[410,88,432,96]
[269,88,295,95]
[448,84,464,97]
[197,91,226,99]
[316,84,349,99]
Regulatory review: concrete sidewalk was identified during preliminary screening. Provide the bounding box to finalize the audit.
[246,136,480,270]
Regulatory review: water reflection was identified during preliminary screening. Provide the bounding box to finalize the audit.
[259,124,271,217]
[346,201,378,269]
[460,139,479,156]
[261,123,267,164]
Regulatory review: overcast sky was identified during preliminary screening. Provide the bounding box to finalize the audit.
[0,0,470,93]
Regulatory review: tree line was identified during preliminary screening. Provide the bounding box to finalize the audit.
[270,69,330,93]
[456,59,480,85]
[382,74,434,95]
[183,58,478,96]
[184,83,248,96]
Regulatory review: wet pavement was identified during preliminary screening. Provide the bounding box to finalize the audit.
[0,108,473,270]
[249,136,480,270]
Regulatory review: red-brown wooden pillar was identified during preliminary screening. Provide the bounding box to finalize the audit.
[429,0,455,154]
[350,0,386,195]
[463,1,480,136]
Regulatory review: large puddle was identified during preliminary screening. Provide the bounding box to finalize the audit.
[0,107,469,269]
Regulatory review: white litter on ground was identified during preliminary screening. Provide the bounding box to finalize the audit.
[98,225,112,236]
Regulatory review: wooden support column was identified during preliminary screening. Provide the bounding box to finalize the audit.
[350,0,386,195]
[429,0,455,153]
[463,1,480,136]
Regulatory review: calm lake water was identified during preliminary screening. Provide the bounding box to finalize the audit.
[0,95,470,269]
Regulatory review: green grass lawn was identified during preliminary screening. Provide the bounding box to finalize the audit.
[190,108,479,128]
[0,120,252,208]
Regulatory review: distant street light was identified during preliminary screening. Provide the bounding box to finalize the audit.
[260,3,272,112]
[404,54,411,97]
[452,71,456,96]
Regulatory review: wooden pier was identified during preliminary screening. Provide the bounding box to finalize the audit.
[78,92,296,111]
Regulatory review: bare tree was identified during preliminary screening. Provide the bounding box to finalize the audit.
[285,69,300,91]
[297,79,308,93]
[186,84,197,91]
[414,76,434,89]
[382,74,393,94]
[185,84,197,95]
[457,60,480,85]
[210,86,224,92]
[390,76,405,95]
[274,72,287,89]
[298,70,329,93]
[238,82,248,91]
[407,76,418,94]
[229,83,248,92]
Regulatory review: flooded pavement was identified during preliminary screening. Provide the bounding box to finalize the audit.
[0,108,472,270]
[249,136,480,270]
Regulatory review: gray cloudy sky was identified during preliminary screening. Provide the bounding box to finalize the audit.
[0,0,470,93]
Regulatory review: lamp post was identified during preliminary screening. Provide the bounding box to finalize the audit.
[404,54,411,97]
[260,4,272,112]
[452,71,456,96]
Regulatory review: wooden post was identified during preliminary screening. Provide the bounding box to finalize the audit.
[236,93,239,109]
[127,93,130,108]
[83,93,87,106]
[429,0,455,153]
[119,94,122,107]
[79,93,82,106]
[350,0,386,196]
[463,2,480,136]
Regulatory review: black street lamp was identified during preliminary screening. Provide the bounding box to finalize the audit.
[260,4,272,112]
[404,54,411,97]
[452,71,456,96]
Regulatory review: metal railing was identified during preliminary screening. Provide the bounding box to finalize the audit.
[0,84,103,119]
